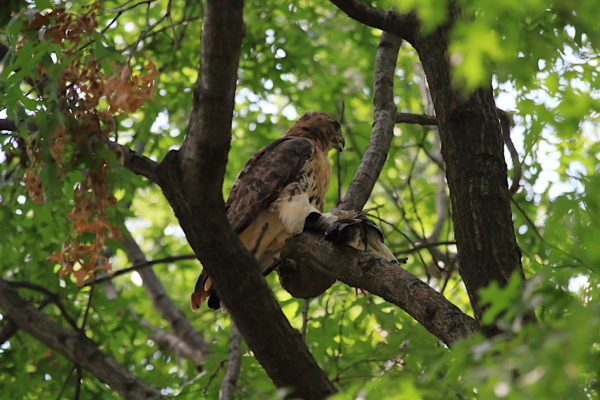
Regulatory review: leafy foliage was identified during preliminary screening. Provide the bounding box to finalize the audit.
[1,0,598,399]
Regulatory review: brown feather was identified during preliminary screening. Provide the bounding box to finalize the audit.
[190,112,344,310]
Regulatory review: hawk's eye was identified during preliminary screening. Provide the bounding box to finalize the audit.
[332,121,341,131]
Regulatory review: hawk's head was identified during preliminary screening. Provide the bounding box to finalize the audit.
[285,112,345,152]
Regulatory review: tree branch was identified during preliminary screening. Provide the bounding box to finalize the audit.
[152,1,336,397]
[497,109,521,194]
[0,279,167,399]
[101,272,206,366]
[106,141,159,184]
[282,233,479,347]
[120,232,209,358]
[395,111,437,125]
[219,321,242,400]
[340,32,401,211]
[7,281,79,330]
[0,119,159,184]
[0,119,17,132]
[141,319,205,366]
[329,0,418,43]
[84,253,197,286]
[0,42,8,61]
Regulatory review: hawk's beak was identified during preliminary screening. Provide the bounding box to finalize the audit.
[336,135,345,152]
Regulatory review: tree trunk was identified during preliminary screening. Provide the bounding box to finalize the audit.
[414,31,524,331]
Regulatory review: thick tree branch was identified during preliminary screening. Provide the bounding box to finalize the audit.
[0,297,55,345]
[0,119,17,132]
[120,232,209,358]
[329,0,418,44]
[340,32,401,211]
[0,280,167,399]
[282,234,479,347]
[153,1,335,397]
[106,141,159,184]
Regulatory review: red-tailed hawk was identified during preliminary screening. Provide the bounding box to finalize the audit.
[191,112,344,310]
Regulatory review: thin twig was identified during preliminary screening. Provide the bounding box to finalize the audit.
[80,285,94,332]
[165,0,180,50]
[105,0,157,14]
[510,198,592,271]
[55,366,76,400]
[394,241,457,255]
[497,109,522,194]
[83,254,197,286]
[333,301,347,383]
[74,367,83,400]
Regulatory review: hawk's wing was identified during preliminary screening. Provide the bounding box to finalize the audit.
[191,136,315,310]
[226,136,314,233]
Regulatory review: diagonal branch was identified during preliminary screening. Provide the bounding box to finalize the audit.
[329,0,418,43]
[106,141,159,184]
[152,1,336,397]
[101,275,206,366]
[340,32,402,211]
[497,109,521,194]
[84,253,197,286]
[120,231,209,357]
[0,279,167,400]
[141,319,205,365]
[282,233,479,347]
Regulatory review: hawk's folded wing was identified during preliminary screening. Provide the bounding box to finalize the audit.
[191,136,316,310]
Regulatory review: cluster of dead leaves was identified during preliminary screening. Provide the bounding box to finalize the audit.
[48,164,119,286]
[22,2,100,53]
[19,4,156,285]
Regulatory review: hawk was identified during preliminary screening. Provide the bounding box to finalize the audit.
[190,112,345,310]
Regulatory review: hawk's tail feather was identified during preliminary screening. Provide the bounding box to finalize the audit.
[191,271,221,311]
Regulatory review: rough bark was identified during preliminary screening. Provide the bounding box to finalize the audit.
[0,280,167,400]
[153,1,336,397]
[330,0,529,332]
[283,233,479,347]
[413,32,524,328]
